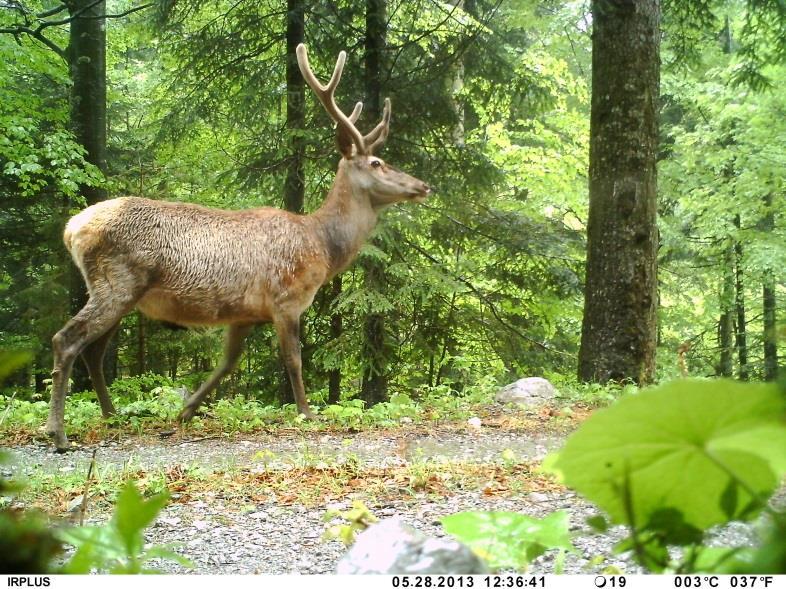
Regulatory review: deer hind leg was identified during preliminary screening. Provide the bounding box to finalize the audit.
[273,314,316,419]
[80,321,120,418]
[178,324,253,423]
[47,286,142,452]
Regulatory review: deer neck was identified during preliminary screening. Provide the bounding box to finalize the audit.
[310,163,379,278]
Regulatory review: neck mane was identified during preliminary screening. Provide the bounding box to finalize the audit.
[308,162,378,278]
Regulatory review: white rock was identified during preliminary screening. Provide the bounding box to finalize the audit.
[336,518,488,574]
[193,519,210,531]
[495,377,557,406]
[466,417,482,429]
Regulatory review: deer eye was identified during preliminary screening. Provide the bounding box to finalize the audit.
[370,160,382,168]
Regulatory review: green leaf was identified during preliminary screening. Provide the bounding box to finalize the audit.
[112,484,169,556]
[552,379,786,532]
[138,545,193,568]
[0,350,32,384]
[441,510,574,571]
[690,546,752,573]
[58,526,122,574]
[586,515,608,532]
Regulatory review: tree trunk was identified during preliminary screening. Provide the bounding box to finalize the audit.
[733,216,748,380]
[717,247,735,377]
[577,0,660,384]
[327,276,343,404]
[67,0,109,393]
[277,0,306,406]
[762,193,778,381]
[360,0,390,406]
[448,0,465,147]
[135,313,146,375]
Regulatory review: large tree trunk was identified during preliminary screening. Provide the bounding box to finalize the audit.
[762,193,778,381]
[277,0,306,406]
[67,0,109,392]
[360,0,390,406]
[577,0,660,384]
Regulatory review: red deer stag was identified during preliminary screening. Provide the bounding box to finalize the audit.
[46,44,431,451]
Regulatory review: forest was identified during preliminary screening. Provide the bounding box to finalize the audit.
[1,0,784,402]
[1,0,786,577]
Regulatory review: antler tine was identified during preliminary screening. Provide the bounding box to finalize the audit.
[296,44,366,154]
[365,97,392,153]
[349,102,363,124]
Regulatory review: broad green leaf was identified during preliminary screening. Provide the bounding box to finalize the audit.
[551,379,786,532]
[58,526,122,573]
[112,484,169,557]
[441,510,574,571]
[690,546,753,573]
[0,350,32,384]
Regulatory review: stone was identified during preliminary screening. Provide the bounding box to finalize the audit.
[495,377,557,406]
[336,518,488,574]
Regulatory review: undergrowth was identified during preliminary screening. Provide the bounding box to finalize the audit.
[0,372,610,445]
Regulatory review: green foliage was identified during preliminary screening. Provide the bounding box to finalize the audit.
[441,510,574,572]
[108,373,175,400]
[0,449,61,573]
[0,352,59,574]
[323,500,379,546]
[549,378,786,572]
[322,394,423,427]
[209,397,280,432]
[0,499,62,574]
[58,483,191,574]
[0,350,31,384]
[118,386,184,422]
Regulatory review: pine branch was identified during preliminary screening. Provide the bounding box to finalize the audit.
[0,24,66,58]
[36,3,68,19]
[400,236,565,354]
[0,1,153,60]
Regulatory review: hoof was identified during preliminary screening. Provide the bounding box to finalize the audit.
[45,427,69,452]
[178,407,195,423]
[299,410,321,421]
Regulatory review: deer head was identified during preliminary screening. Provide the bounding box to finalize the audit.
[296,44,431,210]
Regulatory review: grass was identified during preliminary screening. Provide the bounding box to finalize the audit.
[12,455,564,517]
[1,376,613,521]
[0,375,613,447]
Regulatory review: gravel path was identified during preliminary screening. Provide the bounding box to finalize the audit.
[3,424,763,575]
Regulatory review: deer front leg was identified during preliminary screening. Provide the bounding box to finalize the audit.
[274,314,316,419]
[178,324,253,422]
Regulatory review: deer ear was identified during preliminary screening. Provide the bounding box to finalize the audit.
[336,126,357,158]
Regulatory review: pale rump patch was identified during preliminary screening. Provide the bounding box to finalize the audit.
[64,197,129,251]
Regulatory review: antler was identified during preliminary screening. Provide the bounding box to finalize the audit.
[364,98,391,153]
[296,44,391,156]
